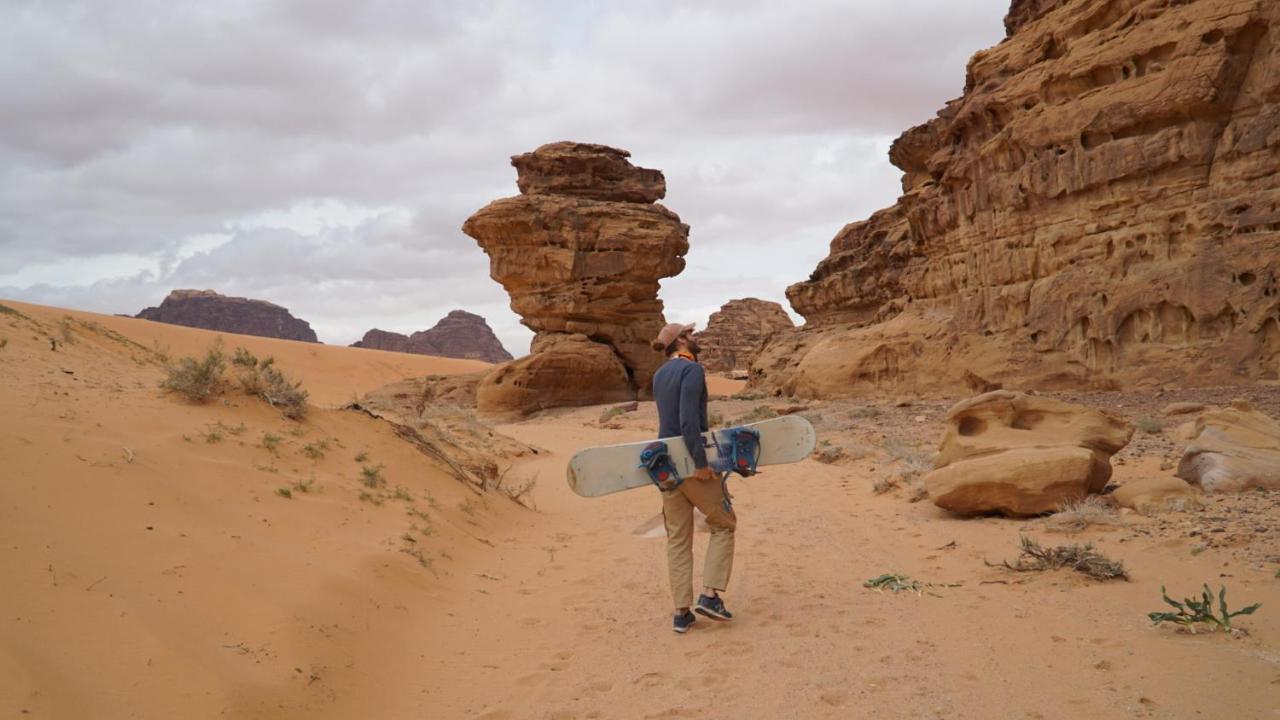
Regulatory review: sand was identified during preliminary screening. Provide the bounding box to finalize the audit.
[1,299,1277,719]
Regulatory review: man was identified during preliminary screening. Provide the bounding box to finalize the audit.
[650,322,736,634]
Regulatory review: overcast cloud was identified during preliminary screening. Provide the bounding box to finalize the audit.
[0,0,1009,355]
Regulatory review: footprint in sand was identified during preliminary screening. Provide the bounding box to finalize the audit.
[515,672,547,687]
[633,671,669,689]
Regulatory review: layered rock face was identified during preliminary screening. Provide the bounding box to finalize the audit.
[925,391,1133,516]
[136,289,318,343]
[754,0,1280,399]
[463,142,689,416]
[351,310,513,363]
[698,298,795,374]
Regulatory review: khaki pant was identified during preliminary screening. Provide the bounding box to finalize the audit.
[662,474,736,609]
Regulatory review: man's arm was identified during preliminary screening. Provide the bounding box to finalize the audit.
[678,364,709,469]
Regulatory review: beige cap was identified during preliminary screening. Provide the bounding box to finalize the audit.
[651,322,695,351]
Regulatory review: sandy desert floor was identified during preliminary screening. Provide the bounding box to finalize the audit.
[1,299,1277,719]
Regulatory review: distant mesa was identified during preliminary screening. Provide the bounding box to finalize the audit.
[698,298,794,374]
[136,289,318,343]
[752,0,1280,399]
[351,310,513,363]
[463,141,689,418]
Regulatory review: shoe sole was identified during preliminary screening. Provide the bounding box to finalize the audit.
[673,625,692,634]
[694,607,732,622]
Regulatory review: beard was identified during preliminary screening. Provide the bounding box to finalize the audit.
[687,338,701,357]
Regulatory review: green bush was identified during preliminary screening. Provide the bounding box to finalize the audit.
[161,345,226,402]
[233,347,309,420]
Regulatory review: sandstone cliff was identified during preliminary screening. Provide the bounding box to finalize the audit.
[699,298,795,374]
[463,142,689,417]
[351,310,513,363]
[136,289,318,343]
[755,0,1280,399]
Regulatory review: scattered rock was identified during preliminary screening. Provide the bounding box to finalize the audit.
[925,391,1133,517]
[1162,402,1208,416]
[1112,477,1203,515]
[137,289,318,343]
[1177,405,1280,493]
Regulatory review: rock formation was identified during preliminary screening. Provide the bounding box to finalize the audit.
[698,299,795,374]
[1177,399,1280,492]
[351,310,513,363]
[463,142,689,417]
[1112,476,1202,514]
[136,289,318,343]
[924,390,1133,516]
[753,0,1280,399]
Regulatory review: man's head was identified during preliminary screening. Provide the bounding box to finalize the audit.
[652,322,699,357]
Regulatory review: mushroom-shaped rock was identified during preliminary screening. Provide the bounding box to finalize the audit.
[464,142,689,417]
[925,390,1134,517]
[1176,400,1280,493]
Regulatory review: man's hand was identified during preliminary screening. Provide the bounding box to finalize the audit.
[692,466,716,482]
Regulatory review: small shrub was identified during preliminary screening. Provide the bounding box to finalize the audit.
[598,406,626,425]
[1149,585,1260,633]
[360,464,386,488]
[400,546,433,570]
[276,487,293,499]
[392,486,412,502]
[0,337,7,350]
[233,347,309,420]
[161,344,227,402]
[731,405,778,426]
[849,406,882,420]
[459,497,478,515]
[1137,416,1163,434]
[291,476,315,494]
[357,490,383,505]
[302,440,328,459]
[260,433,283,456]
[355,451,369,463]
[708,411,724,427]
[201,428,224,444]
[1046,495,1123,533]
[864,573,930,595]
[995,536,1128,581]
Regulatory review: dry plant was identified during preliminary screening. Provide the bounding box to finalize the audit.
[489,466,538,509]
[994,536,1128,581]
[232,347,308,420]
[1136,416,1164,434]
[302,439,329,459]
[863,573,928,595]
[730,405,778,426]
[1045,495,1124,533]
[161,343,227,402]
[359,464,386,488]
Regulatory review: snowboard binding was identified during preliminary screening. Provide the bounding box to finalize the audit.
[639,441,683,491]
[713,427,762,478]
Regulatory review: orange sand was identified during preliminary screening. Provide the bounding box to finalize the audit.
[1,299,1276,719]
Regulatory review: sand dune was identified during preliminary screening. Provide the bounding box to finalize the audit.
[1,299,1277,719]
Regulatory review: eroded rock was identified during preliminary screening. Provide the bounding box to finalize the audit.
[1112,476,1203,514]
[925,390,1133,516]
[753,0,1280,399]
[352,310,512,363]
[1177,400,1280,492]
[464,142,689,417]
[699,298,795,374]
[137,289,318,343]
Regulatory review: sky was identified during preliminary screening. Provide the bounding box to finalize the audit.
[0,0,1010,357]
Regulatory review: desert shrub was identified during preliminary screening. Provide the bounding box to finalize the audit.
[599,406,626,424]
[995,536,1128,581]
[360,464,386,488]
[864,573,930,595]
[232,347,309,420]
[260,432,283,456]
[731,405,778,426]
[302,440,329,459]
[1149,584,1260,633]
[1136,416,1163,434]
[849,406,881,420]
[161,344,227,402]
[1046,495,1123,532]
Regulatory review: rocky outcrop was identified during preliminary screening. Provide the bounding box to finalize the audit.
[754,0,1280,399]
[698,299,795,374]
[925,391,1133,516]
[136,289,318,343]
[351,311,513,363]
[1112,476,1202,514]
[463,142,689,417]
[1177,399,1280,492]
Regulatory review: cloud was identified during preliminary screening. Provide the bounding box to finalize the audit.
[0,0,1010,354]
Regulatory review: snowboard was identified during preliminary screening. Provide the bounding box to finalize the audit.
[566,415,817,498]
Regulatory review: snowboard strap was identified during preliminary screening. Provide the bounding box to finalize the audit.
[712,427,762,478]
[639,441,683,492]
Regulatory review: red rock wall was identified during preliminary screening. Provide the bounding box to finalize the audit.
[757,0,1280,399]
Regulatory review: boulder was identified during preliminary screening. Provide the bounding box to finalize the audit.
[1176,400,1280,492]
[751,0,1280,399]
[1162,402,1207,416]
[475,334,635,420]
[137,289,318,343]
[925,390,1133,516]
[699,298,794,374]
[464,142,689,417]
[1111,477,1202,515]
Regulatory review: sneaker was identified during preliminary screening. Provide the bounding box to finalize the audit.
[695,593,733,621]
[673,609,697,634]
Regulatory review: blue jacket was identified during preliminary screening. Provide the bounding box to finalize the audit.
[652,357,709,468]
